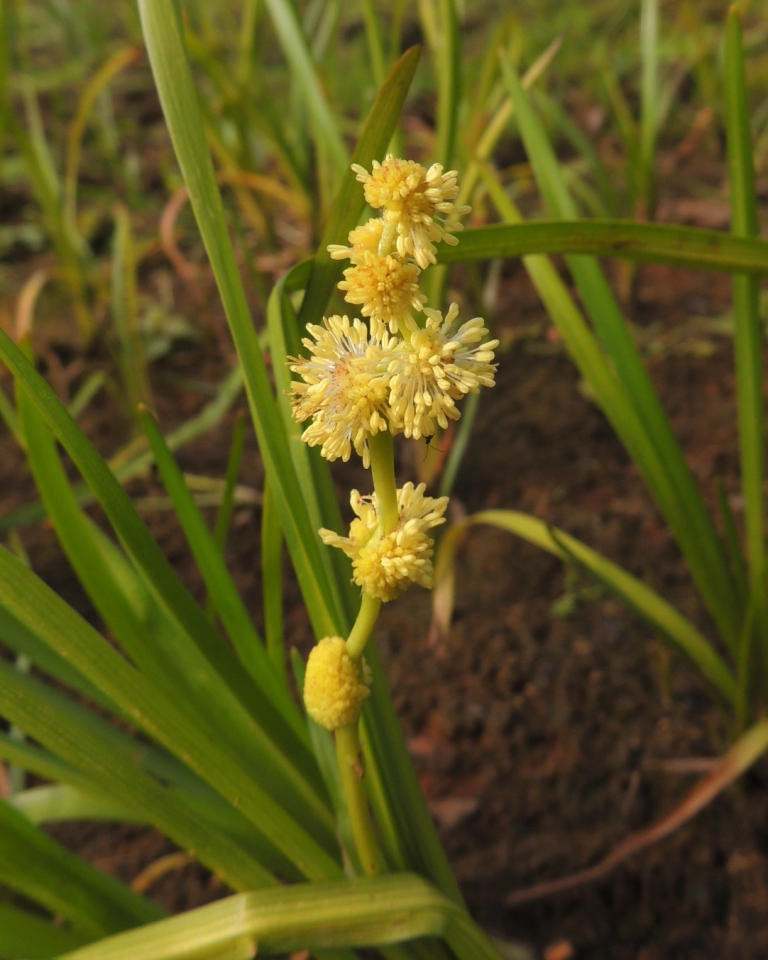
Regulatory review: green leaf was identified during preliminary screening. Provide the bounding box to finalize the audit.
[261,0,349,193]
[0,658,278,891]
[725,6,764,616]
[298,46,422,329]
[436,220,768,275]
[15,377,333,847]
[52,874,503,960]
[136,0,342,641]
[0,544,342,882]
[262,476,286,682]
[0,797,163,938]
[0,902,91,959]
[138,406,303,735]
[10,784,142,825]
[500,57,740,648]
[433,510,738,706]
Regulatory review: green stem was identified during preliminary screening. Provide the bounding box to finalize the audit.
[369,431,399,534]
[346,592,382,661]
[335,724,385,875]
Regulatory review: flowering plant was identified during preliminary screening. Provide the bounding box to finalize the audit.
[291,155,497,875]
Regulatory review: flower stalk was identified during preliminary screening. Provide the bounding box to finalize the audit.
[293,154,498,875]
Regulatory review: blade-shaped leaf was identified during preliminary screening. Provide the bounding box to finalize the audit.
[433,510,737,705]
[298,46,421,328]
[0,797,163,938]
[500,57,740,647]
[436,220,768,274]
[0,545,343,881]
[53,874,502,960]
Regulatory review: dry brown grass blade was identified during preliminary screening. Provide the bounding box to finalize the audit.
[506,719,768,906]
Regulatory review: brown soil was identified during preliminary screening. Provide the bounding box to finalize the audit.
[3,255,768,960]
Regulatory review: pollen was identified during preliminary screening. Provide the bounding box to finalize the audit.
[338,251,426,335]
[288,315,398,468]
[351,155,471,269]
[388,303,499,440]
[320,482,449,602]
[303,636,371,730]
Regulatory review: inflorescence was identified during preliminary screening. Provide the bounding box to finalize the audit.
[292,154,498,731]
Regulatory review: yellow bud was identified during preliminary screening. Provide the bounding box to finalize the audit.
[303,637,371,731]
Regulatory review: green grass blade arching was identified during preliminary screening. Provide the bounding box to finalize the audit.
[725,5,764,623]
[15,373,333,831]
[436,220,768,275]
[434,511,738,706]
[298,46,421,330]
[138,407,303,725]
[0,544,343,882]
[0,797,164,939]
[137,0,342,640]
[0,659,278,891]
[10,784,142,825]
[267,261,353,624]
[431,0,461,167]
[211,411,247,557]
[0,363,244,536]
[0,902,92,958]
[262,475,286,681]
[500,57,741,648]
[261,0,349,188]
[638,0,659,216]
[52,874,502,960]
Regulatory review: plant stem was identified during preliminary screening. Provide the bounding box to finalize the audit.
[346,592,382,661]
[335,724,384,875]
[369,431,399,534]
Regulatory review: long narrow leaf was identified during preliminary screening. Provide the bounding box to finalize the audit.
[0,545,343,882]
[137,0,341,640]
[433,510,737,705]
[298,46,421,329]
[0,797,163,938]
[725,7,764,615]
[0,902,91,958]
[500,58,740,647]
[0,660,278,890]
[436,220,768,274]
[138,406,305,737]
[15,378,332,843]
[54,874,502,960]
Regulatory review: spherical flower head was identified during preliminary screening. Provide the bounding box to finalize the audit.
[327,218,385,264]
[337,251,426,335]
[351,155,471,269]
[388,303,499,440]
[320,482,449,602]
[288,315,398,467]
[304,636,371,730]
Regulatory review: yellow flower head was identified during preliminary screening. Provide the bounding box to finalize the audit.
[320,482,449,601]
[288,315,398,468]
[351,155,471,269]
[388,304,499,440]
[337,251,426,335]
[327,218,385,264]
[303,636,371,730]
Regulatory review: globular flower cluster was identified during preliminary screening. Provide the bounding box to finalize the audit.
[320,482,449,602]
[290,155,499,614]
[303,636,371,730]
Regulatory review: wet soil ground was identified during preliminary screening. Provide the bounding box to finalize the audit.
[3,250,768,960]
